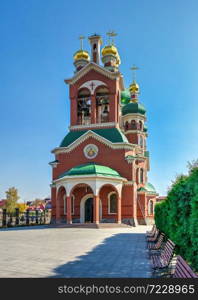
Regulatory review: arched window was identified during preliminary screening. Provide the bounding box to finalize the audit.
[139,121,143,130]
[131,120,136,129]
[140,168,144,183]
[148,200,154,215]
[108,192,117,214]
[96,86,109,123]
[77,88,91,125]
[63,195,75,215]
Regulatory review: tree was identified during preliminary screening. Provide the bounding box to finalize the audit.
[17,203,28,213]
[4,187,20,214]
[32,198,43,207]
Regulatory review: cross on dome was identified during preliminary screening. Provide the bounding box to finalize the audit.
[106,30,117,45]
[79,35,85,50]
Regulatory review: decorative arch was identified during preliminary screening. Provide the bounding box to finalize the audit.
[95,86,109,123]
[56,186,67,220]
[80,193,102,223]
[77,88,91,125]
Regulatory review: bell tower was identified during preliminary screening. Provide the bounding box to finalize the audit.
[67,33,123,130]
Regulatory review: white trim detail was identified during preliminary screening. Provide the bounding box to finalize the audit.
[83,144,98,159]
[69,122,117,130]
[54,175,124,199]
[80,194,102,223]
[79,80,107,95]
[123,181,134,186]
[64,62,124,90]
[51,130,136,154]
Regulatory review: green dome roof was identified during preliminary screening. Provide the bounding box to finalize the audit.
[121,89,131,105]
[122,102,146,116]
[138,182,157,194]
[58,163,122,179]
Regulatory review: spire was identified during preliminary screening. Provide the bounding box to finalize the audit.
[88,34,102,64]
[79,35,85,50]
[129,65,140,103]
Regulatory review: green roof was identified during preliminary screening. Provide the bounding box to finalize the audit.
[138,182,157,194]
[60,128,128,147]
[122,102,146,116]
[121,89,131,105]
[58,163,122,178]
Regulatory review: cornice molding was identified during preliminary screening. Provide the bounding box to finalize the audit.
[65,62,124,89]
[70,122,117,131]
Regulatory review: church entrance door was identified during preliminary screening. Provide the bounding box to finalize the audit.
[85,198,93,223]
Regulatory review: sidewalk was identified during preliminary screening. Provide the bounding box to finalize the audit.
[0,225,152,278]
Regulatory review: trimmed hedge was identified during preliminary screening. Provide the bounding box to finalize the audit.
[155,167,198,272]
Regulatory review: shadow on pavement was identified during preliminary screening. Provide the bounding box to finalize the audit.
[50,233,152,278]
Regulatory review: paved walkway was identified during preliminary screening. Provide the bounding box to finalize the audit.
[0,225,152,278]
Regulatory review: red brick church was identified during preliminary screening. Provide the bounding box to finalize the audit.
[50,33,157,226]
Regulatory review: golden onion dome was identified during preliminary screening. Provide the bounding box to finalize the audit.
[101,45,118,57]
[129,80,139,94]
[73,50,90,61]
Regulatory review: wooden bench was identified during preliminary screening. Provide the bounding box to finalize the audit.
[172,256,198,278]
[150,239,175,270]
[148,233,165,250]
[147,229,159,242]
[146,224,156,237]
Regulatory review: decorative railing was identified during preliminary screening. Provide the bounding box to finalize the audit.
[0,209,51,228]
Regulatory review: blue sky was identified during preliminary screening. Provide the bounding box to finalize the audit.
[0,0,198,201]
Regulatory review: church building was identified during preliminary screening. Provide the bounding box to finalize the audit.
[50,33,157,226]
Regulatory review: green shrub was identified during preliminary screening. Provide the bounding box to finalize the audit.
[154,166,198,272]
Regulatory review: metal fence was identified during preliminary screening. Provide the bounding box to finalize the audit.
[0,208,51,228]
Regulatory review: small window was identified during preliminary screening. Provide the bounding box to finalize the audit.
[108,193,117,214]
[139,121,143,130]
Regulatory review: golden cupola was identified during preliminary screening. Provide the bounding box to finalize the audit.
[101,31,121,72]
[73,36,90,72]
[129,80,139,103]
[73,50,90,61]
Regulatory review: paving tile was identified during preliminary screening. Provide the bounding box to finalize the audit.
[0,225,152,278]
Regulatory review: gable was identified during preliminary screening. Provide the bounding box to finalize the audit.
[65,62,124,90]
[52,128,133,154]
